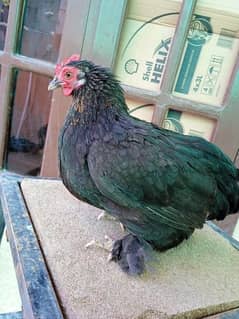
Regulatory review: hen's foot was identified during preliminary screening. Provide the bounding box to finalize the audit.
[97,211,115,221]
[109,234,145,276]
[85,235,114,252]
[97,211,126,232]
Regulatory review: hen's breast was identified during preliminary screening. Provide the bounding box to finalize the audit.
[58,116,104,209]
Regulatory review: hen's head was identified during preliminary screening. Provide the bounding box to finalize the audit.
[48,54,83,96]
[48,54,127,112]
[48,54,119,97]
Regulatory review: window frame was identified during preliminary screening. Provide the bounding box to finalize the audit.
[0,0,91,173]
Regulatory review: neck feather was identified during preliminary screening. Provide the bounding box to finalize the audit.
[72,65,129,116]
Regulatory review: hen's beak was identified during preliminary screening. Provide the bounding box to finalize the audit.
[48,76,63,91]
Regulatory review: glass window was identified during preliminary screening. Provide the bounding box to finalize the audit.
[0,0,9,50]
[6,70,52,175]
[114,0,182,92]
[163,108,216,141]
[18,0,67,62]
[126,97,155,122]
[173,0,239,106]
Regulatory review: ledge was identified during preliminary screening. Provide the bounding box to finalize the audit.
[18,178,239,319]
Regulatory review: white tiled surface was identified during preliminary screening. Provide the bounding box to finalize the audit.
[0,231,21,314]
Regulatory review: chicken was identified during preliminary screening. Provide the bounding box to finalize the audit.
[48,55,239,275]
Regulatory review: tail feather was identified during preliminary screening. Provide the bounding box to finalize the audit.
[208,168,239,221]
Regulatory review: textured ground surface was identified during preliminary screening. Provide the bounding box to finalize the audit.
[21,178,239,319]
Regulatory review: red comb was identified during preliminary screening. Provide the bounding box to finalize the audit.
[55,54,80,75]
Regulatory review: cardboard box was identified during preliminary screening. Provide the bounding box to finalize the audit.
[196,1,239,34]
[173,12,239,105]
[163,108,216,141]
[126,97,154,122]
[126,0,182,27]
[115,0,239,104]
[114,18,176,91]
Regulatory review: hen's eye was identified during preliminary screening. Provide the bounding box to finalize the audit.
[64,71,72,79]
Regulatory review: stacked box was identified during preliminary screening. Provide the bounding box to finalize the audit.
[173,3,239,105]
[114,0,181,91]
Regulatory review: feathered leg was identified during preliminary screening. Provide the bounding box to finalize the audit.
[85,233,146,275]
[109,234,146,275]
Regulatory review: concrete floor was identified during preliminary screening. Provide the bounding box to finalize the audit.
[0,231,21,314]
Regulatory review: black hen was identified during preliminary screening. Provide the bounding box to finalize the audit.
[48,55,239,275]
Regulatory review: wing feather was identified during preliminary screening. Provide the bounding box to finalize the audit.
[87,131,216,231]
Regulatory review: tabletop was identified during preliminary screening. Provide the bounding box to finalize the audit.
[0,171,239,319]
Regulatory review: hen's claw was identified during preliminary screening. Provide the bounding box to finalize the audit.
[97,211,116,221]
[85,235,114,252]
[97,211,126,232]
